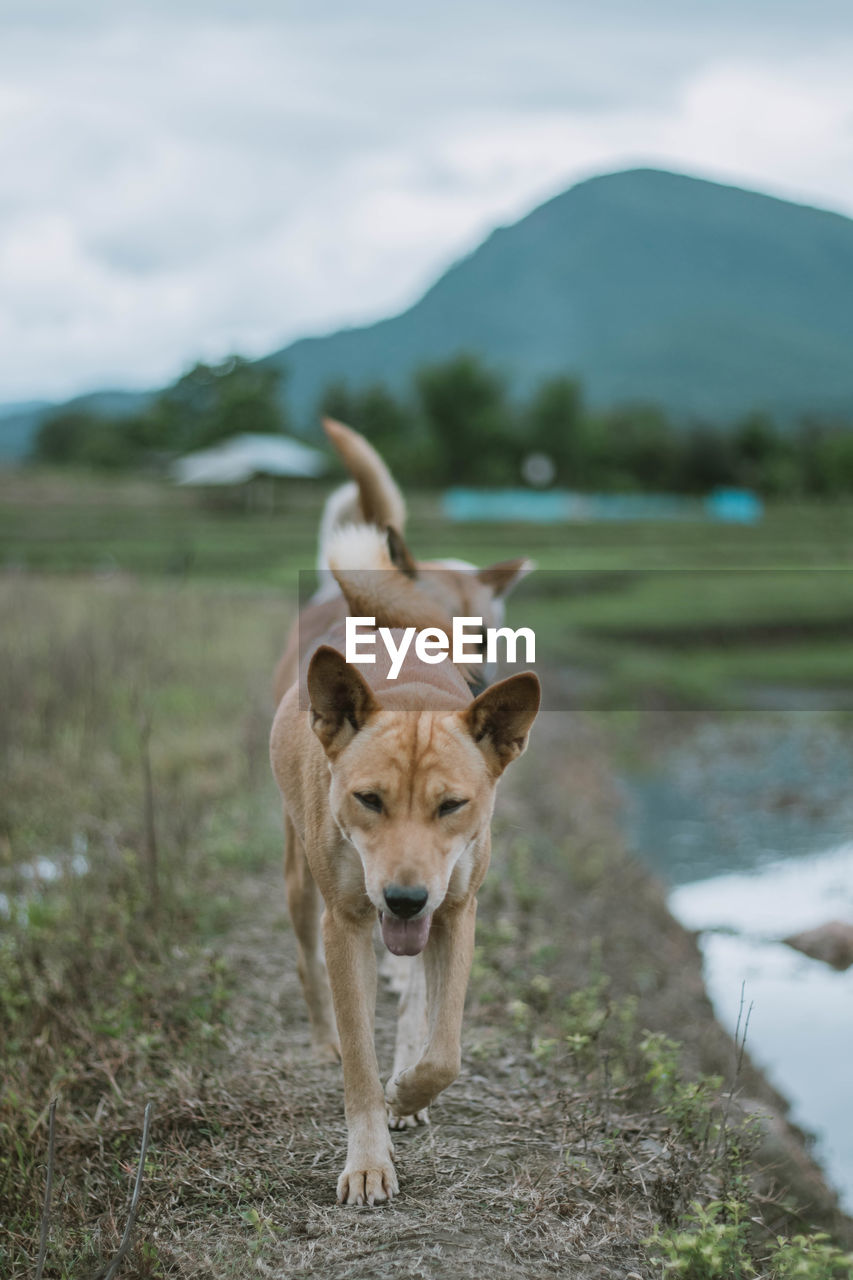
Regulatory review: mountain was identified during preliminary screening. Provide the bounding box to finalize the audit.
[261,168,853,427]
[3,168,853,460]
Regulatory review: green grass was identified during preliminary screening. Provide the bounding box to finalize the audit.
[520,568,853,631]
[4,470,853,585]
[3,468,853,709]
[0,471,322,586]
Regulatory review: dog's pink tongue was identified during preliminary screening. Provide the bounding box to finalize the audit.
[381,912,433,956]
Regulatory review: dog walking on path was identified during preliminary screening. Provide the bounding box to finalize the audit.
[270,422,539,1205]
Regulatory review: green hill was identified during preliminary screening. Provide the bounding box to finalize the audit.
[262,168,853,426]
[4,168,853,460]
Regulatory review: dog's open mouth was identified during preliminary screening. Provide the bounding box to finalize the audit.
[379,911,433,956]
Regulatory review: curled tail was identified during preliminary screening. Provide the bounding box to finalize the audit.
[323,418,406,528]
[316,419,407,576]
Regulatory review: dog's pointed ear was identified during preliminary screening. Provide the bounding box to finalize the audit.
[462,671,540,775]
[476,557,534,599]
[386,525,418,579]
[307,645,379,756]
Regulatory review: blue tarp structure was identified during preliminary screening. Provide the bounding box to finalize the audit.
[704,488,763,523]
[442,487,763,524]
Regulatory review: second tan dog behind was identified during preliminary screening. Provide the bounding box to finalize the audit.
[270,506,540,1205]
[273,417,531,706]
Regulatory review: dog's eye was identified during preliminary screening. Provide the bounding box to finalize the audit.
[437,798,468,817]
[354,791,383,813]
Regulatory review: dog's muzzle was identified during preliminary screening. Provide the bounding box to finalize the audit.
[380,884,432,956]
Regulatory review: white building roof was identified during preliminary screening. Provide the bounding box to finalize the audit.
[173,433,328,485]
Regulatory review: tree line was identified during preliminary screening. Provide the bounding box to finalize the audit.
[32,351,853,496]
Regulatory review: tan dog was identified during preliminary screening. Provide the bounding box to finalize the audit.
[270,523,540,1206]
[273,418,532,705]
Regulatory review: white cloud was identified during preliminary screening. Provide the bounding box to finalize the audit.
[0,6,852,402]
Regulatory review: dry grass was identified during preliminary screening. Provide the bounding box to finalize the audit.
[0,572,284,1276]
[2,571,849,1278]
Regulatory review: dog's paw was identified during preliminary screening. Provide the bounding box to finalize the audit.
[336,1158,398,1206]
[384,1070,416,1119]
[387,1103,429,1130]
[385,1063,450,1118]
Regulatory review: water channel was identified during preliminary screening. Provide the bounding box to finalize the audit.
[624,714,853,1211]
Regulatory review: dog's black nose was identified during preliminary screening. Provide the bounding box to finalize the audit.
[383,884,428,919]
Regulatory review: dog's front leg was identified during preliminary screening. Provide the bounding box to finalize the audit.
[323,908,398,1205]
[385,898,476,1120]
[387,956,429,1129]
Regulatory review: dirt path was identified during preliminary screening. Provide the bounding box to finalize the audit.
[145,713,849,1279]
[184,870,595,1279]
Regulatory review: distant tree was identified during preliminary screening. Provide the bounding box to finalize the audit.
[585,404,678,491]
[414,353,517,485]
[732,412,776,470]
[318,380,410,457]
[677,424,736,493]
[148,356,287,453]
[32,410,97,465]
[796,420,827,495]
[32,409,138,470]
[730,412,797,495]
[799,421,853,495]
[75,419,139,470]
[317,379,426,482]
[524,377,585,485]
[621,406,680,491]
[318,380,359,429]
[211,357,284,441]
[823,430,853,493]
[31,356,290,472]
[357,384,411,452]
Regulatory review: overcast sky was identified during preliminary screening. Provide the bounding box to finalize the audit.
[1,1,852,404]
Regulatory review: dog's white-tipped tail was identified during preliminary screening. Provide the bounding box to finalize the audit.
[323,418,406,533]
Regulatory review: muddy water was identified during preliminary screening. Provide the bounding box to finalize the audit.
[623,716,853,1211]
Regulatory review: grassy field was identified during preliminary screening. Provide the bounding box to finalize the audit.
[0,572,287,1275]
[3,468,852,709]
[2,565,852,1277]
[3,470,853,583]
